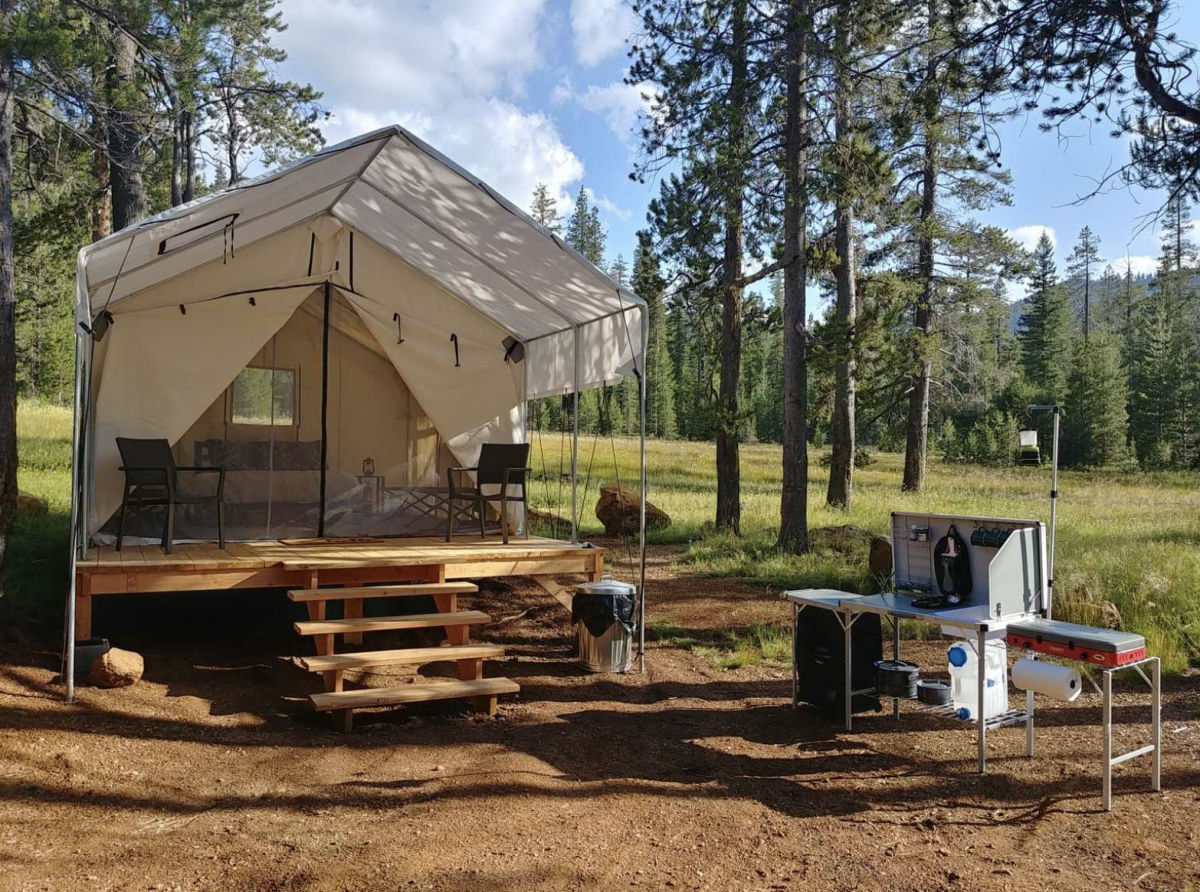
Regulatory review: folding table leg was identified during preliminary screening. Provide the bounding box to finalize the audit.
[842,613,856,733]
[977,627,987,775]
[892,618,901,720]
[1103,669,1113,811]
[1025,688,1035,757]
[791,604,800,708]
[1152,658,1161,793]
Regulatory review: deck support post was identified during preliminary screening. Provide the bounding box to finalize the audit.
[343,598,364,645]
[74,572,92,642]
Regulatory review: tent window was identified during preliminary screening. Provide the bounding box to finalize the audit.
[229,366,298,426]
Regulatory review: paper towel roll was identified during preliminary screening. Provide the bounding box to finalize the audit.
[1011,658,1082,702]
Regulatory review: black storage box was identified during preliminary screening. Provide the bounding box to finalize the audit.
[794,609,882,718]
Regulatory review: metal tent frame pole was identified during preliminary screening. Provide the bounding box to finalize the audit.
[571,326,580,544]
[63,328,86,702]
[637,318,648,672]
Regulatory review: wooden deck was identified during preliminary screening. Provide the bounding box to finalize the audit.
[74,535,604,640]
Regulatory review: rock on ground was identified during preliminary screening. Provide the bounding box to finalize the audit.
[595,484,671,536]
[17,491,46,514]
[86,648,144,688]
[869,535,893,577]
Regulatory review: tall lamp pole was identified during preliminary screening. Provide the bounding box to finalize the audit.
[1029,404,1061,618]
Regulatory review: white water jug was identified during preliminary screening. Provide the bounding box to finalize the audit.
[947,639,1009,721]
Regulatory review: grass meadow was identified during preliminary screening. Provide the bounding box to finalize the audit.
[7,403,1200,672]
[528,429,1200,673]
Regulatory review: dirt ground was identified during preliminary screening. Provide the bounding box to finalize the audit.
[2,543,1198,892]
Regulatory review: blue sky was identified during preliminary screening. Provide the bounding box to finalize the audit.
[273,0,1197,297]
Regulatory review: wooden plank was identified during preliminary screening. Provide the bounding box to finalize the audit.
[444,558,589,579]
[300,644,505,672]
[74,572,92,641]
[286,581,478,602]
[532,574,573,612]
[87,566,294,595]
[309,677,519,712]
[294,609,490,637]
[343,598,364,646]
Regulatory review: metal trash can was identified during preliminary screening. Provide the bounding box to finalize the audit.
[572,575,636,673]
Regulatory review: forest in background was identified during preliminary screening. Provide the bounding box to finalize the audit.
[528,180,1199,476]
[3,0,1200,570]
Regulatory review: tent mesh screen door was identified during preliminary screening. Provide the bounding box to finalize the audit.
[161,287,457,543]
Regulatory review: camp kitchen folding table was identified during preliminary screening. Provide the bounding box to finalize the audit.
[784,589,1031,774]
[784,513,1162,806]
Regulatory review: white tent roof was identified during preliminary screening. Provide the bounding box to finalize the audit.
[76,125,645,367]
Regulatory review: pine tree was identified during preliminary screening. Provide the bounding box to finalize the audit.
[1160,192,1197,274]
[1128,290,1178,467]
[530,182,561,234]
[565,187,604,266]
[1066,225,1102,337]
[1062,332,1127,467]
[1018,232,1073,405]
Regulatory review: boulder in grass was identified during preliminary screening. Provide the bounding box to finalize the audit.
[869,535,893,578]
[17,491,46,515]
[86,648,144,688]
[595,484,671,536]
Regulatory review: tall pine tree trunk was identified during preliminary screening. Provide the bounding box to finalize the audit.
[171,112,184,207]
[826,2,857,510]
[715,0,749,534]
[778,0,809,553]
[183,109,196,202]
[0,0,17,587]
[91,120,111,242]
[107,28,147,229]
[902,10,938,494]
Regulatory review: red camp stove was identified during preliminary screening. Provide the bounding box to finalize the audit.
[1006,618,1146,667]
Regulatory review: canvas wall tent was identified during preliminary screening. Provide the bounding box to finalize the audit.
[65,125,650,695]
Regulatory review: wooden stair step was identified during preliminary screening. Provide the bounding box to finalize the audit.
[300,644,504,673]
[310,677,520,712]
[294,610,490,636]
[288,582,478,603]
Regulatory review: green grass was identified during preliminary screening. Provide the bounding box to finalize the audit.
[4,402,74,634]
[530,432,1200,673]
[6,407,1199,674]
[647,618,792,671]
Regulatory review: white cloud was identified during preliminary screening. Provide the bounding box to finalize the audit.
[1007,225,1057,253]
[328,101,584,213]
[550,75,574,106]
[571,0,638,66]
[585,187,630,220]
[281,0,549,110]
[274,0,584,212]
[576,80,656,145]
[1106,255,1158,277]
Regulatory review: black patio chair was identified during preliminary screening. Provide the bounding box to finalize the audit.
[115,437,226,554]
[445,443,531,545]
